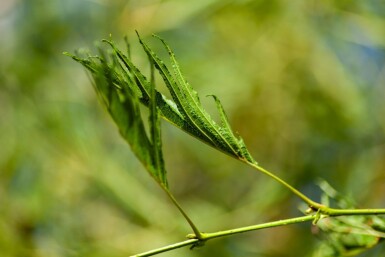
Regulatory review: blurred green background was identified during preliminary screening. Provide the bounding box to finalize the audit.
[1,0,385,256]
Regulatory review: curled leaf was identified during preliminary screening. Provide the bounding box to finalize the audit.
[137,32,255,163]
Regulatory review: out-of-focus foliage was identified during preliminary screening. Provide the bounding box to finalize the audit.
[1,0,384,257]
[313,180,385,257]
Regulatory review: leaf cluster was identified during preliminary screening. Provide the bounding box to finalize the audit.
[65,32,255,190]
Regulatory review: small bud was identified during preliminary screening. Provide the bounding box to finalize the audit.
[305,208,314,214]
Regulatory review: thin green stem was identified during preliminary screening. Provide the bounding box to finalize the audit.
[163,189,203,239]
[131,215,316,257]
[130,207,385,257]
[130,239,199,257]
[198,215,316,239]
[245,162,385,217]
[246,161,322,209]
[326,208,385,216]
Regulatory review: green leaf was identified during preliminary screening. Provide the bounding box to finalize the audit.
[148,56,167,188]
[102,39,186,130]
[209,94,254,162]
[137,32,255,163]
[65,46,168,188]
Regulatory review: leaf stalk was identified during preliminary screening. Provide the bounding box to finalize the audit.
[163,189,203,239]
[247,162,322,209]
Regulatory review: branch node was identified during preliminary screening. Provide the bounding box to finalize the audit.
[190,240,206,250]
